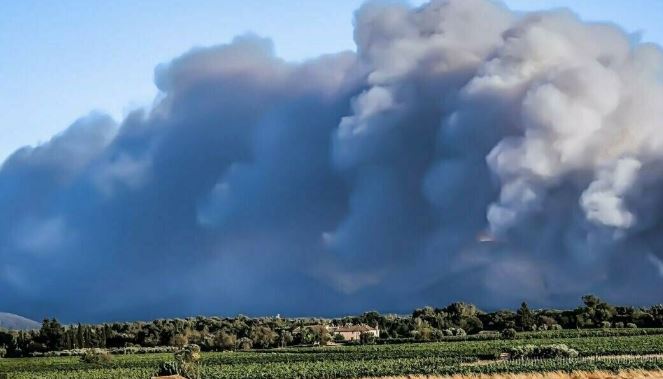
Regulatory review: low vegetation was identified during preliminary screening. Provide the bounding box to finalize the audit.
[367,371,663,379]
[2,295,663,378]
[506,344,579,359]
[1,333,663,378]
[1,295,663,359]
[156,344,202,379]
[79,348,112,365]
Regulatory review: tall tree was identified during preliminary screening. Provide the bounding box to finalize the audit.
[39,319,65,351]
[76,323,84,348]
[517,302,536,331]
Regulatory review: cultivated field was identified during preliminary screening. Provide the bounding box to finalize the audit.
[2,332,663,378]
[371,371,663,379]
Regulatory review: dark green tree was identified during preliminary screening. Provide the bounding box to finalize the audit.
[76,323,84,348]
[517,302,536,331]
[39,319,64,351]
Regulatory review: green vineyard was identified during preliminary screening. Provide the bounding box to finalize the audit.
[3,333,663,378]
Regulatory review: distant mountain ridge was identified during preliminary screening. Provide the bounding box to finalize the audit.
[0,312,40,330]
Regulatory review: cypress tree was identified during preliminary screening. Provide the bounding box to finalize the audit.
[517,302,536,331]
[76,323,84,348]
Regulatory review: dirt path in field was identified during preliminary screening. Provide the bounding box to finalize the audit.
[365,370,663,378]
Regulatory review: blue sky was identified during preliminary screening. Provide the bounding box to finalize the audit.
[1,0,662,163]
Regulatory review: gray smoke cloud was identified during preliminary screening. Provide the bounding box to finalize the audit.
[1,0,663,322]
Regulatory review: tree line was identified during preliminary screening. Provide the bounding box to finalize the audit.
[1,295,662,357]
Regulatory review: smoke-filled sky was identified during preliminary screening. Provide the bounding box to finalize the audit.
[2,0,663,323]
[3,0,663,163]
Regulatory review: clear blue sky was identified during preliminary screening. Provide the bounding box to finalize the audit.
[1,0,662,162]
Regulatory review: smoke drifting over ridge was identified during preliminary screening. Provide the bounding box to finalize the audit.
[2,0,663,322]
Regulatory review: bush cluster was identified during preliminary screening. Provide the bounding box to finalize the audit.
[79,349,112,365]
[29,345,178,357]
[507,344,579,359]
[156,344,201,379]
[501,328,517,340]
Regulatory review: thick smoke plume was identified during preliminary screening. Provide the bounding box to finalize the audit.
[1,0,663,322]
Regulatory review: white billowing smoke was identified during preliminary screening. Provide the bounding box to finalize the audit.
[581,158,641,230]
[1,0,663,321]
[333,0,663,303]
[483,11,663,240]
[335,0,513,168]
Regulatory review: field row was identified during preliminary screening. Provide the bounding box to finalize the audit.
[3,334,663,378]
[5,356,663,379]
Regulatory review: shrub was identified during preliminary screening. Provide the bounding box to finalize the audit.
[443,327,466,336]
[430,328,445,341]
[170,333,189,347]
[176,344,201,379]
[156,344,201,379]
[601,321,612,329]
[156,360,180,376]
[0,346,6,358]
[360,332,377,345]
[615,322,625,328]
[237,337,253,351]
[216,331,237,351]
[80,349,112,365]
[501,328,517,340]
[507,344,579,359]
[461,316,484,334]
[549,324,563,330]
[627,323,638,328]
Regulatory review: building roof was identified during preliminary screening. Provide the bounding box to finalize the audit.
[331,324,377,333]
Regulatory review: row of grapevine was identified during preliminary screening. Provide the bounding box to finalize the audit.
[3,334,663,378]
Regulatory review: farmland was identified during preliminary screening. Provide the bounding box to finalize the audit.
[2,332,663,378]
[3,297,663,378]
